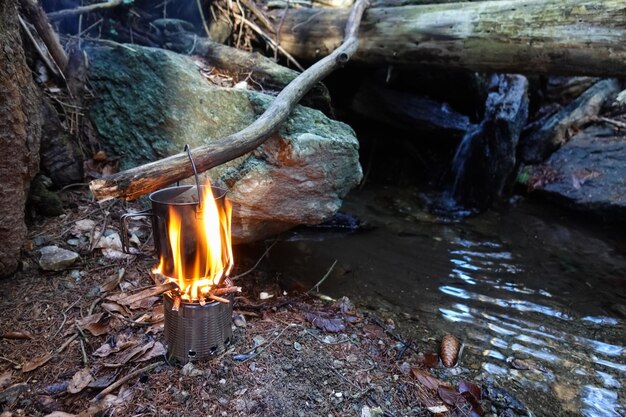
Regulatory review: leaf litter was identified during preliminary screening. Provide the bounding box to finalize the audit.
[0,189,528,416]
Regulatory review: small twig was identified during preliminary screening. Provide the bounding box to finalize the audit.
[92,361,165,401]
[369,314,419,355]
[208,294,230,304]
[63,296,83,313]
[18,15,62,79]
[56,333,79,354]
[233,13,305,71]
[238,323,299,363]
[52,311,67,339]
[196,0,211,38]
[88,297,102,316]
[274,0,289,60]
[80,338,89,367]
[231,240,278,280]
[307,260,338,294]
[76,18,103,37]
[47,0,123,20]
[594,115,626,130]
[0,356,20,366]
[240,0,275,34]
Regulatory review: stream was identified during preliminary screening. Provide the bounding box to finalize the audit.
[268,186,626,416]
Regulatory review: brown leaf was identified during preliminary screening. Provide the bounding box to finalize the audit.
[129,295,159,311]
[438,385,464,406]
[422,352,440,368]
[440,334,461,368]
[362,324,385,339]
[306,312,346,333]
[68,368,93,394]
[88,372,118,389]
[134,342,166,362]
[411,368,445,390]
[76,313,111,336]
[0,371,13,389]
[93,334,138,358]
[101,302,131,318]
[22,352,53,372]
[458,380,481,401]
[93,151,108,161]
[1,331,34,340]
[99,269,124,293]
[106,340,155,367]
[146,322,164,335]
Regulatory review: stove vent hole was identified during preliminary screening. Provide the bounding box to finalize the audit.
[224,337,231,345]
[210,345,218,354]
[188,350,197,358]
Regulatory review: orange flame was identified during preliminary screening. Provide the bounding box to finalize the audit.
[153,180,233,301]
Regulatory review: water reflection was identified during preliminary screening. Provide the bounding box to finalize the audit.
[269,187,626,416]
[437,234,625,416]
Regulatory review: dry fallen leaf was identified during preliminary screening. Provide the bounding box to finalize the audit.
[1,331,34,340]
[68,368,93,394]
[0,371,13,389]
[76,313,111,336]
[43,412,76,417]
[410,368,446,390]
[93,334,138,358]
[101,302,131,317]
[22,352,53,372]
[106,340,155,367]
[135,341,166,362]
[99,268,125,293]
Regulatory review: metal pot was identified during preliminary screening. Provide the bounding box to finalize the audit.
[120,145,228,285]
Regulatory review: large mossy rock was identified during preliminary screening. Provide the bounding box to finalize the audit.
[86,43,362,242]
[526,126,626,217]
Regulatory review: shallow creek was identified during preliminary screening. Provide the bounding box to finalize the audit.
[269,186,626,417]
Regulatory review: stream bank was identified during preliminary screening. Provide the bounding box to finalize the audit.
[269,185,626,417]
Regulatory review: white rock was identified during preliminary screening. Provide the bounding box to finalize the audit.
[39,246,80,271]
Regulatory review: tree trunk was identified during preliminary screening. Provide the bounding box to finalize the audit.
[0,0,42,276]
[271,0,626,76]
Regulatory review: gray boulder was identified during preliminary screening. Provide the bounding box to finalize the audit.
[85,43,362,242]
[39,246,80,271]
[527,125,626,217]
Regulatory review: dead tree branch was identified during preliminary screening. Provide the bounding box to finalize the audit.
[19,0,68,73]
[47,0,123,21]
[89,0,371,202]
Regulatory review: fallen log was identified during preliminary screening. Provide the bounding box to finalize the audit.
[89,0,370,202]
[269,0,626,76]
[164,33,332,114]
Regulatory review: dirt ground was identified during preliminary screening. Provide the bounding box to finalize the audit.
[0,189,523,417]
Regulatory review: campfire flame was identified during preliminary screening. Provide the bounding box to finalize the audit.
[153,180,234,301]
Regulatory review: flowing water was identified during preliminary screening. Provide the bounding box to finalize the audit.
[268,186,626,416]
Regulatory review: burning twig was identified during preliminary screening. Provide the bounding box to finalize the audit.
[172,295,181,311]
[208,294,230,304]
[212,286,242,296]
[112,282,177,306]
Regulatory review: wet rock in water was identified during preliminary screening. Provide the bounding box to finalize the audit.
[520,79,620,164]
[451,74,529,210]
[38,246,80,271]
[85,42,362,243]
[526,126,626,217]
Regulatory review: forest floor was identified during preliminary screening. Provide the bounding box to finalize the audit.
[0,189,519,417]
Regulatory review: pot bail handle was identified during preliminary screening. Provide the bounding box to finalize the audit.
[184,144,202,207]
